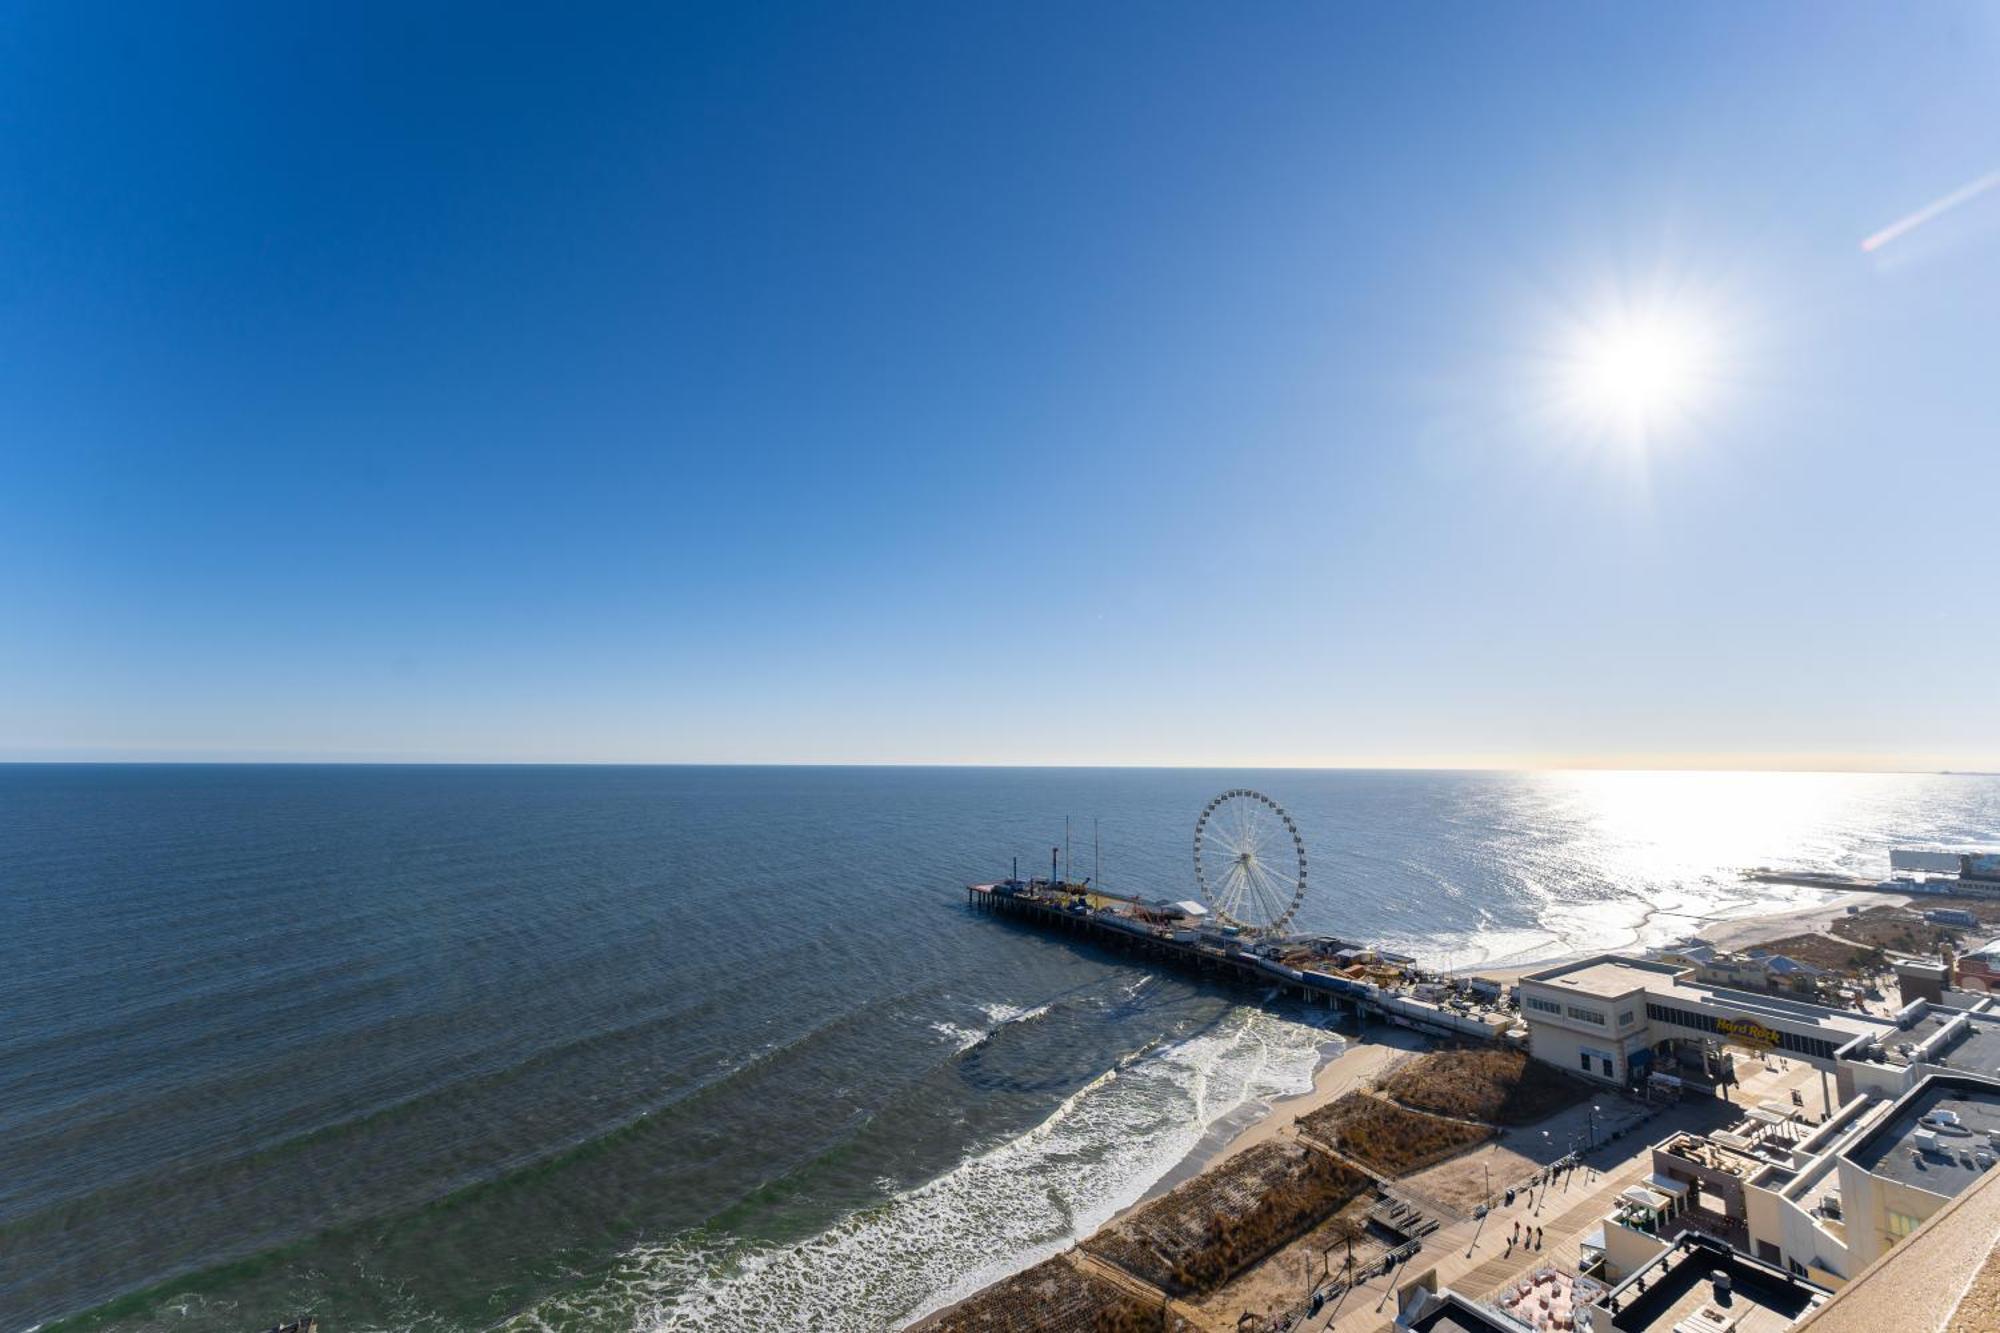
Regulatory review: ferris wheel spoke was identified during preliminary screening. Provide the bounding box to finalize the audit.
[1230,862,1257,916]
[1233,810,1260,857]
[1216,860,1248,912]
[1249,810,1280,859]
[1239,868,1273,926]
[1219,862,1250,918]
[1261,854,1300,895]
[1210,859,1238,909]
[1239,860,1272,922]
[1249,861,1289,924]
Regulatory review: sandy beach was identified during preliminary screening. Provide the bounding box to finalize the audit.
[1700,894,1910,951]
[913,886,1926,1330]
[1173,890,1888,1199]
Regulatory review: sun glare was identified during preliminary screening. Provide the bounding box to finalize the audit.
[1563,308,1712,439]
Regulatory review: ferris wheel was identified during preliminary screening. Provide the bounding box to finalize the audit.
[1193,789,1308,935]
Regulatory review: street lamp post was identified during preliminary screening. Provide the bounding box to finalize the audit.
[1376,1252,1400,1312]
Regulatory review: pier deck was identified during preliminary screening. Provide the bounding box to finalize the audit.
[967,880,1512,1042]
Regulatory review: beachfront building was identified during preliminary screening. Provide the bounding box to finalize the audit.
[1519,953,2000,1108]
[1400,1236,1831,1333]
[1515,956,1891,1111]
[1404,1164,2000,1333]
[1655,940,1838,1002]
[1953,935,2000,992]
[1834,997,2000,1098]
[1829,1071,2000,1270]
[1892,956,1949,1005]
[1584,1072,2000,1292]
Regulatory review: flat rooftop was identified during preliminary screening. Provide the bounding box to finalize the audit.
[1664,978,1888,1038]
[1524,956,1891,1041]
[1604,1239,1826,1332]
[1404,1294,1519,1333]
[1843,1076,2000,1197]
[1525,957,1685,998]
[1930,988,1993,1011]
[1847,1007,1958,1063]
[1931,1013,2000,1076]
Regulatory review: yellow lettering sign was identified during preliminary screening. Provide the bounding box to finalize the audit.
[1716,1018,1781,1048]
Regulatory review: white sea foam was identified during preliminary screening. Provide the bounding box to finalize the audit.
[977,1000,1051,1027]
[502,1005,1325,1333]
[929,1000,1056,1055]
[925,1020,985,1054]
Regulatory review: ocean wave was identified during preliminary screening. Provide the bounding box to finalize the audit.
[499,1005,1326,1333]
[976,1001,1052,1028]
[925,1020,986,1054]
[929,996,1065,1057]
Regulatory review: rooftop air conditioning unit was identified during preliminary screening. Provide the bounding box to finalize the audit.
[1914,1130,1939,1154]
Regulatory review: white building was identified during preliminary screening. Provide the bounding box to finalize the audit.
[1586,1070,2000,1292]
[1516,956,1893,1110]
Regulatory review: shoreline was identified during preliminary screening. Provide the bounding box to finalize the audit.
[915,886,1907,1328]
[1181,887,1897,1182]
[1100,885,1899,1241]
[1113,1026,1422,1221]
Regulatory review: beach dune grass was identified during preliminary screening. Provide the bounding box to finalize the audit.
[926,1255,1160,1332]
[1081,1141,1370,1298]
[1300,1091,1493,1176]
[1376,1048,1588,1127]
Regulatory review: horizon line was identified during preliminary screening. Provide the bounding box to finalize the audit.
[1,755,1993,776]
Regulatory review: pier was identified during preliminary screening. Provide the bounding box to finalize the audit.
[967,877,1512,1042]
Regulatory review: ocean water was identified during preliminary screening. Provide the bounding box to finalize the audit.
[3,765,1996,1333]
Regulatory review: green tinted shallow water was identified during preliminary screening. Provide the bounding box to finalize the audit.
[5,766,1993,1331]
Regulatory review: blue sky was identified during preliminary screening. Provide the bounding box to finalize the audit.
[4,3,1997,767]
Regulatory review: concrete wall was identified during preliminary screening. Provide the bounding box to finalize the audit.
[1836,1158,1951,1271]
[1601,1218,1670,1282]
[1527,1021,1631,1085]
[1746,1177,1853,1285]
[1841,1060,1908,1103]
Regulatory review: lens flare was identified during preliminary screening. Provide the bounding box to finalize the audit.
[1556,302,1720,445]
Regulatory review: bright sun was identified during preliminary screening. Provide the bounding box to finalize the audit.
[1567,312,1708,434]
[1536,286,1744,446]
